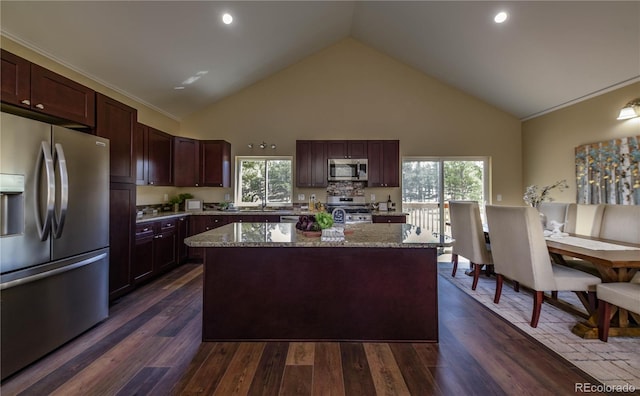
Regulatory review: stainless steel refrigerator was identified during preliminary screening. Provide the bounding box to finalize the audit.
[0,112,110,380]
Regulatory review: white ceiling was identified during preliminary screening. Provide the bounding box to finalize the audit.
[2,1,639,121]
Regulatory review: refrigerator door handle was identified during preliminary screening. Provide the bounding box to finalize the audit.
[35,141,55,241]
[52,143,68,238]
[0,252,107,291]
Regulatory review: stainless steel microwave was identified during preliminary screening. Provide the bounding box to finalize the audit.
[328,158,368,181]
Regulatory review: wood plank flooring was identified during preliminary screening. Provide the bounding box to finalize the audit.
[1,263,606,395]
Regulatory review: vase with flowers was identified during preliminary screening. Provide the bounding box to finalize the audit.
[523,179,569,227]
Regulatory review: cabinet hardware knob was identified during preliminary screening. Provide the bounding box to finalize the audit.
[21,99,31,105]
[35,103,45,109]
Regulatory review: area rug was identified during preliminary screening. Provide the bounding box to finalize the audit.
[437,254,640,389]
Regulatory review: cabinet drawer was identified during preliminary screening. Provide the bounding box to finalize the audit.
[135,223,155,238]
[160,219,176,230]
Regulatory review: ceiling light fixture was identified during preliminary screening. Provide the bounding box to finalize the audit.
[617,98,640,120]
[222,13,233,25]
[248,142,276,150]
[494,11,508,24]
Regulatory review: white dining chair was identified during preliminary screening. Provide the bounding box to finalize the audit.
[597,278,640,342]
[486,205,602,327]
[449,201,493,291]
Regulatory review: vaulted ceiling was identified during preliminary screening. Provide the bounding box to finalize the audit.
[2,1,638,121]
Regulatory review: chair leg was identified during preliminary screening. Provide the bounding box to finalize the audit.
[587,292,597,314]
[551,291,558,300]
[514,281,520,293]
[531,291,544,328]
[451,253,458,277]
[494,274,503,304]
[598,300,611,342]
[472,262,481,290]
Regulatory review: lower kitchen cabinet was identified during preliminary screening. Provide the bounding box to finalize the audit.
[133,219,177,285]
[176,216,189,264]
[372,215,406,224]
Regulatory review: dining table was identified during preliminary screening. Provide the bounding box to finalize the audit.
[545,233,640,339]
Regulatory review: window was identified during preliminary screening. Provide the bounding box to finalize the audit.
[235,157,293,207]
[402,157,490,234]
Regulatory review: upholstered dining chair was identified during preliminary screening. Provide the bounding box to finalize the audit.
[486,205,602,328]
[449,201,493,291]
[597,278,640,342]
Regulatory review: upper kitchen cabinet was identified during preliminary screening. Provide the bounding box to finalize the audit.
[96,94,137,183]
[200,140,231,187]
[135,123,173,186]
[326,140,367,159]
[296,140,328,188]
[367,140,400,187]
[174,137,201,187]
[1,50,96,127]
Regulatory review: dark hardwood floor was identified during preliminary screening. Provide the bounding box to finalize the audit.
[1,263,606,395]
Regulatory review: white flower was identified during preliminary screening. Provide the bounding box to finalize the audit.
[523,180,568,208]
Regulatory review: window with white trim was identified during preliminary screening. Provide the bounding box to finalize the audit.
[235,157,293,207]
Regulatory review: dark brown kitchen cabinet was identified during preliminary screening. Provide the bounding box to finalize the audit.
[367,140,400,187]
[176,216,189,264]
[201,140,231,187]
[1,49,96,127]
[133,223,154,283]
[135,123,173,186]
[154,219,176,272]
[227,215,280,223]
[326,140,367,159]
[109,183,136,301]
[96,94,137,183]
[372,215,406,224]
[173,137,201,187]
[133,219,177,285]
[296,140,328,188]
[188,215,228,261]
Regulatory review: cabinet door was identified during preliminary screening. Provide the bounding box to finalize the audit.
[133,224,155,283]
[109,182,136,300]
[96,94,137,183]
[326,141,347,159]
[1,49,30,108]
[188,215,215,261]
[367,141,384,187]
[174,137,200,187]
[30,64,96,127]
[201,140,231,187]
[176,216,189,264]
[296,140,328,187]
[147,127,173,186]
[134,123,147,185]
[367,140,399,187]
[154,228,176,272]
[347,141,368,158]
[381,140,400,187]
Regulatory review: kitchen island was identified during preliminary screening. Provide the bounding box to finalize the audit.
[184,222,452,342]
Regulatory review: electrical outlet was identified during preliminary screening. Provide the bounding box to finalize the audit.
[310,194,316,201]
[163,194,168,202]
[370,194,376,202]
[224,193,230,201]
[496,194,502,202]
[298,194,305,201]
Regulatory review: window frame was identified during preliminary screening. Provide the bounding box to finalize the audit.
[234,155,293,208]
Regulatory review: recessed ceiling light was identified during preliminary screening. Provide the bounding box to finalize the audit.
[494,11,508,24]
[174,86,185,90]
[222,13,233,25]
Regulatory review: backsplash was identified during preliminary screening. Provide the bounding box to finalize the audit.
[327,181,366,196]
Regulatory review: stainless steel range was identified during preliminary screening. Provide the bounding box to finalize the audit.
[326,196,372,224]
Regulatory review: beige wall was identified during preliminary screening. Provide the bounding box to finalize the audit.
[522,82,640,204]
[181,38,522,205]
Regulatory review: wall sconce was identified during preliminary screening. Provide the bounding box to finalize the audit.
[617,98,640,120]
[248,142,276,149]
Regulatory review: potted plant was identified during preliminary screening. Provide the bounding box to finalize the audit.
[169,193,194,212]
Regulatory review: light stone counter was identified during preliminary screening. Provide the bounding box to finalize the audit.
[184,222,452,248]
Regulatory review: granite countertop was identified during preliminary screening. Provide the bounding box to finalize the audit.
[184,222,452,248]
[137,209,407,223]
